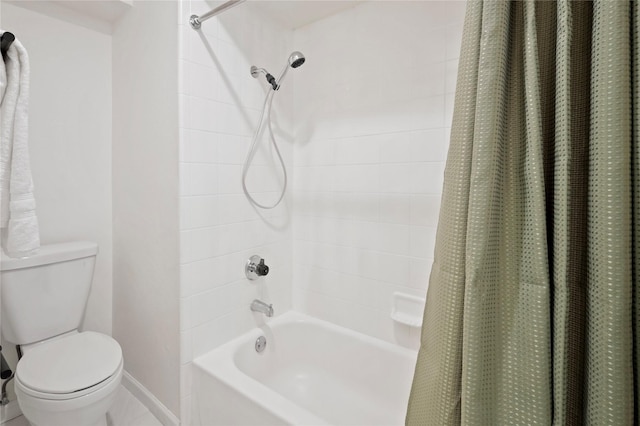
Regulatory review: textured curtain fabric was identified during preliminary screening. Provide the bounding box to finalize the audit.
[406,1,639,424]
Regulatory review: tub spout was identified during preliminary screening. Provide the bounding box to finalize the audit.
[251,299,274,317]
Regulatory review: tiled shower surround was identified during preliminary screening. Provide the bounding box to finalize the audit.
[178,0,464,421]
[292,1,465,346]
[178,0,295,419]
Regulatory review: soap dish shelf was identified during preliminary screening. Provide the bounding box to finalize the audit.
[391,292,425,328]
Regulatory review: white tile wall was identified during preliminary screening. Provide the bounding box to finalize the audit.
[178,0,465,420]
[292,1,465,349]
[178,0,294,420]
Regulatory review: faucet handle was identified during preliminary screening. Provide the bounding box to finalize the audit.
[246,255,269,280]
[256,259,269,276]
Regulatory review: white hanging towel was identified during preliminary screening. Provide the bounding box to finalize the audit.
[0,33,40,257]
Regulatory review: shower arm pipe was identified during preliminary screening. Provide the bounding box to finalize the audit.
[189,0,246,30]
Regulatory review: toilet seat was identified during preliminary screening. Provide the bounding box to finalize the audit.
[16,332,122,400]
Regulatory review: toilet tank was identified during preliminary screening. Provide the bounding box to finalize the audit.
[1,242,98,345]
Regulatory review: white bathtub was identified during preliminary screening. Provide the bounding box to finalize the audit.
[191,311,418,425]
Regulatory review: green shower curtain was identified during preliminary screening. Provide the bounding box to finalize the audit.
[407,1,639,424]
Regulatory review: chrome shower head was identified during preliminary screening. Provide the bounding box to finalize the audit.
[289,51,305,68]
[250,52,306,91]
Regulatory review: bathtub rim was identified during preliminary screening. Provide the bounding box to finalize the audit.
[192,310,418,425]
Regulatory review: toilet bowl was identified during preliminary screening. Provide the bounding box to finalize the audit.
[0,242,124,426]
[14,331,123,426]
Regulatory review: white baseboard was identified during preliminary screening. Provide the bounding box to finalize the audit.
[122,371,180,426]
[0,400,21,424]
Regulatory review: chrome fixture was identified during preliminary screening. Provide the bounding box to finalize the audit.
[189,0,246,30]
[251,300,274,317]
[255,336,267,353]
[242,52,306,209]
[288,51,306,68]
[246,255,269,280]
[250,66,278,90]
[249,52,306,91]
[250,66,266,79]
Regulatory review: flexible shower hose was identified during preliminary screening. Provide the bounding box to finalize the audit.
[241,87,288,210]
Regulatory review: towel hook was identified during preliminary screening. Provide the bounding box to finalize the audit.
[1,32,15,61]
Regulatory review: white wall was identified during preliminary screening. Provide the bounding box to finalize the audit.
[112,0,180,417]
[179,1,465,419]
[0,2,113,411]
[1,2,113,336]
[178,0,294,421]
[292,1,465,348]
[2,1,465,422]
[3,0,182,420]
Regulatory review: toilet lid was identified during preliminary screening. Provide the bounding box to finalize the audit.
[16,332,122,394]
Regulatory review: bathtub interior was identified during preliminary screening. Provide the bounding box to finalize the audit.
[230,315,418,425]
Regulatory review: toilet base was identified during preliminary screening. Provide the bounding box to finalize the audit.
[16,361,122,426]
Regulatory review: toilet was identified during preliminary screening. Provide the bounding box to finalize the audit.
[0,242,123,426]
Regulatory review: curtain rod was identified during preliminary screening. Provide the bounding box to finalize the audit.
[189,0,247,29]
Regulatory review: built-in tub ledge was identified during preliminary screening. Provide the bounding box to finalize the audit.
[391,292,425,328]
[191,311,418,425]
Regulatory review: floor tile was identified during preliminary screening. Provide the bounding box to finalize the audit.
[2,385,162,426]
